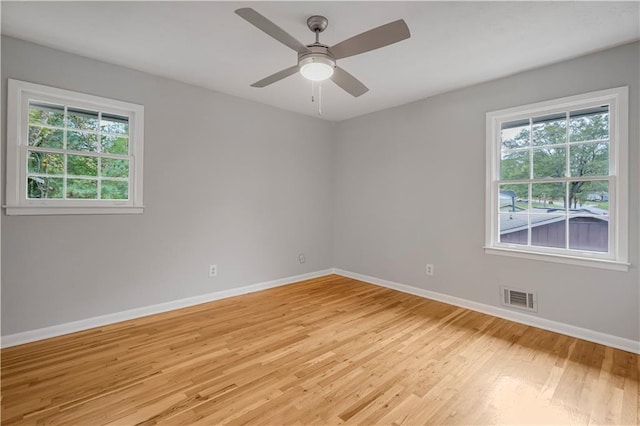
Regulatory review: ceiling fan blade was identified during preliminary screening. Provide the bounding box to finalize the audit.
[235,8,310,54]
[329,19,410,60]
[251,65,299,88]
[330,67,369,97]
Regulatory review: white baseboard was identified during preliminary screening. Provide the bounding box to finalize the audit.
[333,268,640,355]
[1,269,334,349]
[4,268,638,355]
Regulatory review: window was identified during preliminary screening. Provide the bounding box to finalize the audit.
[6,79,144,215]
[485,87,629,271]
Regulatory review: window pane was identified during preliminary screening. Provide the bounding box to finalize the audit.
[101,158,129,178]
[28,151,64,175]
[101,113,129,135]
[101,180,128,200]
[29,126,64,149]
[67,131,98,152]
[570,142,608,177]
[569,107,609,142]
[500,151,529,180]
[67,107,99,131]
[568,180,609,215]
[532,147,566,179]
[29,102,64,127]
[569,216,608,252]
[531,215,566,249]
[531,182,565,212]
[501,120,530,149]
[532,114,566,146]
[67,178,98,199]
[499,184,528,212]
[67,155,98,177]
[27,176,63,199]
[101,135,129,154]
[499,213,528,245]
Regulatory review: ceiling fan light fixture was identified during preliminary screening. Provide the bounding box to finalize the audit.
[299,55,335,81]
[236,8,410,96]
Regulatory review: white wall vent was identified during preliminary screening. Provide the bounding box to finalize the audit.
[501,287,537,312]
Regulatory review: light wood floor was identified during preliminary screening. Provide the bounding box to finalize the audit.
[2,275,638,425]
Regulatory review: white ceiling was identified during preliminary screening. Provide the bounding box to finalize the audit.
[2,1,639,122]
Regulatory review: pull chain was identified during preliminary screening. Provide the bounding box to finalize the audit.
[310,81,322,116]
[318,82,322,116]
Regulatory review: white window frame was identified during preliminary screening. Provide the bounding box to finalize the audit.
[485,87,629,271]
[5,79,144,215]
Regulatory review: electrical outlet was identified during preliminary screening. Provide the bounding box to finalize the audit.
[298,253,306,264]
[209,264,217,277]
[426,264,434,276]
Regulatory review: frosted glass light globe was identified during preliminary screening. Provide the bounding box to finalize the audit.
[299,57,335,81]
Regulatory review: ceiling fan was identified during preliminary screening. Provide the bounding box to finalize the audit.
[235,8,411,97]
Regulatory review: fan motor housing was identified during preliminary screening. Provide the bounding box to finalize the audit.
[297,45,336,69]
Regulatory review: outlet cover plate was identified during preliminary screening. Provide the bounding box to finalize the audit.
[426,264,434,276]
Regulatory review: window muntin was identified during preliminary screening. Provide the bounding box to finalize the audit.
[6,79,144,215]
[26,101,130,201]
[499,107,611,254]
[486,87,628,270]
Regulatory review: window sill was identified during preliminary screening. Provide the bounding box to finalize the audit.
[4,206,144,216]
[484,246,630,272]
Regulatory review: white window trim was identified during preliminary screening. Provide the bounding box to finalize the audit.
[5,79,144,215]
[485,87,629,272]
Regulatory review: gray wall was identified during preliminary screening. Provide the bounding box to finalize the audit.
[333,42,640,342]
[1,36,335,335]
[2,36,638,343]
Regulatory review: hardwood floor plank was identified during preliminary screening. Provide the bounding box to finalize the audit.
[2,275,638,425]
